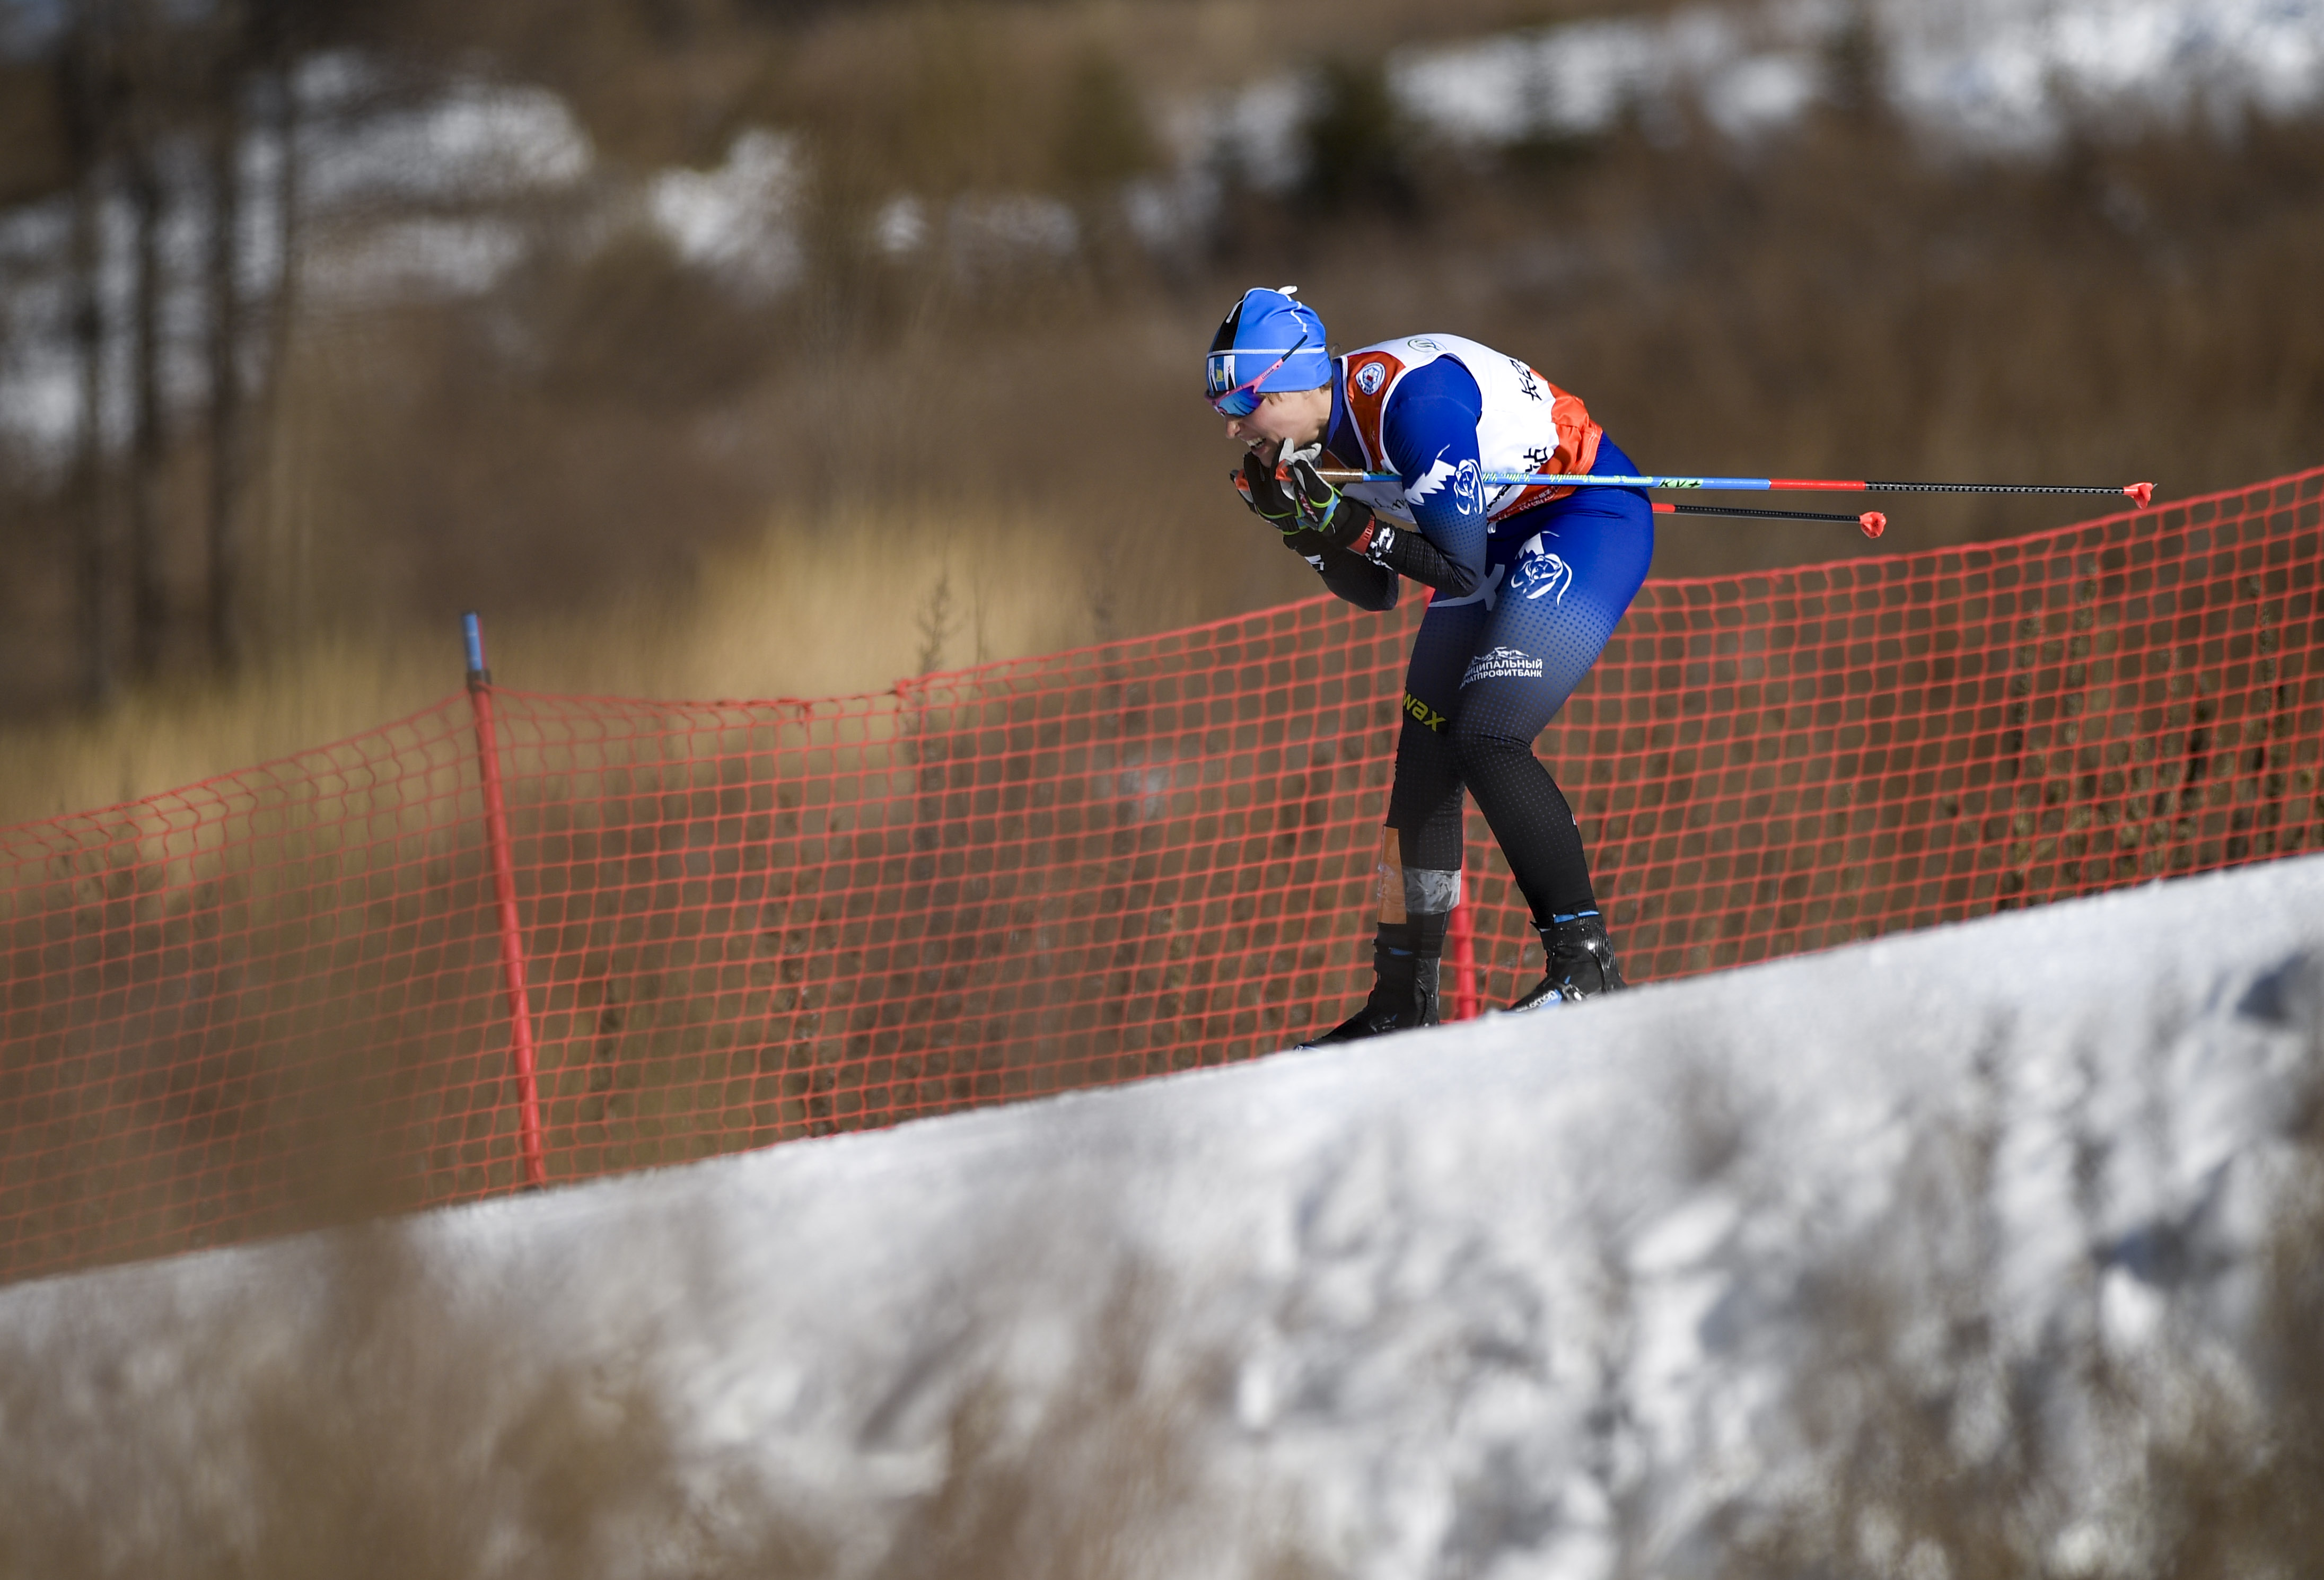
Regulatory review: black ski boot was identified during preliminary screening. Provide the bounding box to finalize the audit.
[1302,954,1441,1047]
[1507,912,1626,1012]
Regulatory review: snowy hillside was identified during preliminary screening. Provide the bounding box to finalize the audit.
[3,856,2321,1578]
[11,0,2324,457]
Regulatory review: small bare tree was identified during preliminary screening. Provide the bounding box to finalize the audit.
[203,0,268,673]
[58,2,117,703]
[124,65,165,679]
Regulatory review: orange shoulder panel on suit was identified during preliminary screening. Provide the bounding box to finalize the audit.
[1341,351,1407,470]
[1487,373,1606,514]
[1548,381,1603,479]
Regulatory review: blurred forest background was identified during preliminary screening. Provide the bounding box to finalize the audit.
[2,0,2321,823]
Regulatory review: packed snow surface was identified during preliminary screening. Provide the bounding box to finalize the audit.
[4,855,2322,1575]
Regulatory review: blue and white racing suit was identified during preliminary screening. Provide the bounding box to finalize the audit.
[1292,333,1653,927]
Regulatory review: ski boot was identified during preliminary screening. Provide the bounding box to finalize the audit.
[1507,912,1626,1012]
[1302,955,1441,1047]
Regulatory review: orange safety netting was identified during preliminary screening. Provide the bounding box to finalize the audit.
[5,467,2322,1283]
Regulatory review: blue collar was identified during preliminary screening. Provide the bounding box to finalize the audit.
[1323,357,1358,462]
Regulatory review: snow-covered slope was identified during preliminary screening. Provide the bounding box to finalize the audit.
[3,857,2321,1578]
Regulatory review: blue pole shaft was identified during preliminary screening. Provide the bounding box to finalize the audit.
[462,610,486,678]
[1322,471,1797,490]
[1328,471,1779,490]
[1318,469,2150,500]
[1489,474,1777,491]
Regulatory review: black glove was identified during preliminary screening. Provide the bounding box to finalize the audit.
[1232,449,1301,534]
[1283,447,1384,552]
[1236,447,1380,555]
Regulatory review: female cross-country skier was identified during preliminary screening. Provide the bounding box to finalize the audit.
[1207,285,1652,1042]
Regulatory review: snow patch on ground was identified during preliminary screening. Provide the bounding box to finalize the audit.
[3,854,2321,1575]
[645,129,803,300]
[1379,0,2324,156]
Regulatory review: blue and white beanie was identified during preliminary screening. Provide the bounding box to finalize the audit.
[1205,286,1332,401]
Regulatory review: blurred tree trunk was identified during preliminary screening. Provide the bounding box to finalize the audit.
[60,4,114,705]
[256,7,304,659]
[125,116,166,678]
[206,6,249,672]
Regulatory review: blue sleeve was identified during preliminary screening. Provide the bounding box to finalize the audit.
[1378,358,1488,598]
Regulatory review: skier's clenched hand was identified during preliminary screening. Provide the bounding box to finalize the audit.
[1236,447,1380,560]
[1232,449,1301,534]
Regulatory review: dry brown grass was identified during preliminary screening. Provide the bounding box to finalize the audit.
[10,0,2321,805]
[410,0,1655,174]
[0,491,1272,828]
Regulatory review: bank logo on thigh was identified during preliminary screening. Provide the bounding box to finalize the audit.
[1461,646,1545,687]
[1508,534,1573,604]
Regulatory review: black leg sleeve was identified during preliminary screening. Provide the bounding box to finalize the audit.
[1381,598,1484,916]
[1449,716,1598,923]
[1440,476,1654,924]
[1385,713,1467,879]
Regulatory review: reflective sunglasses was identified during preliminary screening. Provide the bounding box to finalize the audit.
[1207,329,1313,418]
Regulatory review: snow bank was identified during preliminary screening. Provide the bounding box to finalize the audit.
[3,855,2321,1577]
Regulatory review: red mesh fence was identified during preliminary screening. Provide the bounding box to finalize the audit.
[5,467,2322,1282]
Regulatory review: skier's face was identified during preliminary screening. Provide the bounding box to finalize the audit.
[1224,387,1330,459]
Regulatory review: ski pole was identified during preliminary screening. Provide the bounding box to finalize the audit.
[1655,501,1888,539]
[1314,468,2155,507]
